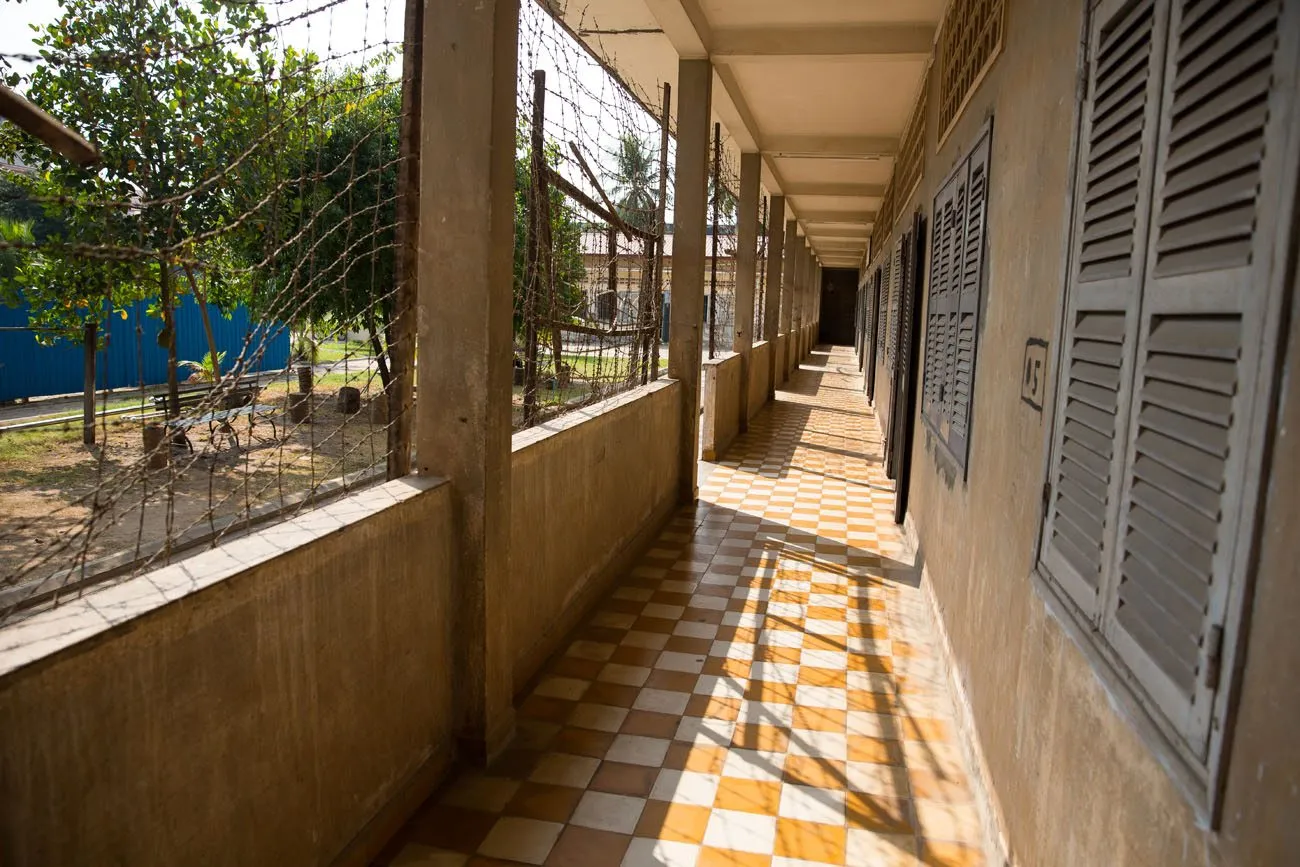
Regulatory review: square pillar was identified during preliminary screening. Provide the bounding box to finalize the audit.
[800,249,811,358]
[417,0,518,763]
[779,218,797,381]
[763,196,785,400]
[792,241,807,369]
[815,263,823,344]
[668,58,713,503]
[732,151,761,432]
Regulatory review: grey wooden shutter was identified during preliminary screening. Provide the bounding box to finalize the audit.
[923,172,965,442]
[1103,0,1295,754]
[887,240,904,369]
[1041,0,1167,616]
[941,165,969,445]
[948,128,992,466]
[921,184,952,429]
[877,260,891,355]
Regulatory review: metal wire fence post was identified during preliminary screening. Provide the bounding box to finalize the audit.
[709,122,720,360]
[650,83,670,382]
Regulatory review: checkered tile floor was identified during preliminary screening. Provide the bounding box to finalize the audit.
[378,346,986,867]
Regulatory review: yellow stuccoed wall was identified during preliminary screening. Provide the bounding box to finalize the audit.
[872,0,1300,864]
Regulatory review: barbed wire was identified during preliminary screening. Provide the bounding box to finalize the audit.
[0,0,684,622]
[0,0,407,618]
[514,0,670,427]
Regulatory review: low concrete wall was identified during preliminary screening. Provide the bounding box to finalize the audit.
[699,353,743,462]
[775,333,788,385]
[509,380,681,690]
[0,380,691,867]
[748,340,771,420]
[0,478,458,867]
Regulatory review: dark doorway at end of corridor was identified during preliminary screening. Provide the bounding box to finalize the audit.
[819,268,860,345]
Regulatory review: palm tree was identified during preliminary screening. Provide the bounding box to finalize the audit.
[610,134,658,231]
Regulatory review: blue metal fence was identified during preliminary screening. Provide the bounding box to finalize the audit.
[0,297,290,403]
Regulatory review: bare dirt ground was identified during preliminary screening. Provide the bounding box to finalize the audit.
[0,375,388,596]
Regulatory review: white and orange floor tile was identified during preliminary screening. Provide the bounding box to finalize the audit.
[378,346,987,867]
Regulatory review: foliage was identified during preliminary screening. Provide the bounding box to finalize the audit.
[0,177,64,243]
[0,218,34,287]
[609,133,658,232]
[0,0,281,346]
[251,63,402,383]
[179,350,226,382]
[513,133,587,337]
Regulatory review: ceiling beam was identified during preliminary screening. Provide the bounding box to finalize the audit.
[711,24,935,61]
[767,136,899,158]
[813,236,869,246]
[784,182,886,198]
[640,0,781,195]
[799,209,877,224]
[710,63,761,158]
[804,225,872,238]
[641,0,710,57]
[813,243,869,253]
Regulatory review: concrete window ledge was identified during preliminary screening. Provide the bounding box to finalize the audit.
[511,378,678,452]
[0,476,448,675]
[0,475,458,867]
[700,353,744,460]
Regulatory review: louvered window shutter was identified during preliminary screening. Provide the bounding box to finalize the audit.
[922,184,951,428]
[1102,0,1295,754]
[949,129,992,464]
[941,167,969,442]
[1041,0,1167,616]
[888,240,905,370]
[877,261,891,354]
[923,173,963,442]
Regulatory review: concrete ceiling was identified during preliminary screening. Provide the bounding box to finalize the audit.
[543,0,941,266]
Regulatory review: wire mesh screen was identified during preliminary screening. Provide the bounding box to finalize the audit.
[754,195,769,340]
[706,125,738,359]
[515,5,670,429]
[0,0,415,620]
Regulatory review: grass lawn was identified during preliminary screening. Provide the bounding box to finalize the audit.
[0,427,81,469]
[316,339,372,363]
[555,354,669,379]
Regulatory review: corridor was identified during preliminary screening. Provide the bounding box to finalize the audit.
[380,347,988,867]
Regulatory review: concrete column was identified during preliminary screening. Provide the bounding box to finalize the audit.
[790,240,800,369]
[417,0,518,762]
[732,151,760,432]
[763,196,785,400]
[779,218,797,382]
[812,262,822,349]
[668,59,712,503]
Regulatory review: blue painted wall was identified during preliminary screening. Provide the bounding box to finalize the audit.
[0,296,290,403]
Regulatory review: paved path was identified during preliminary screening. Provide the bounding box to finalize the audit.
[379,345,988,867]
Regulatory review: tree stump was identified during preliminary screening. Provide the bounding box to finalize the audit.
[142,423,169,470]
[288,392,313,424]
[297,365,314,393]
[337,386,362,415]
[368,392,389,426]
